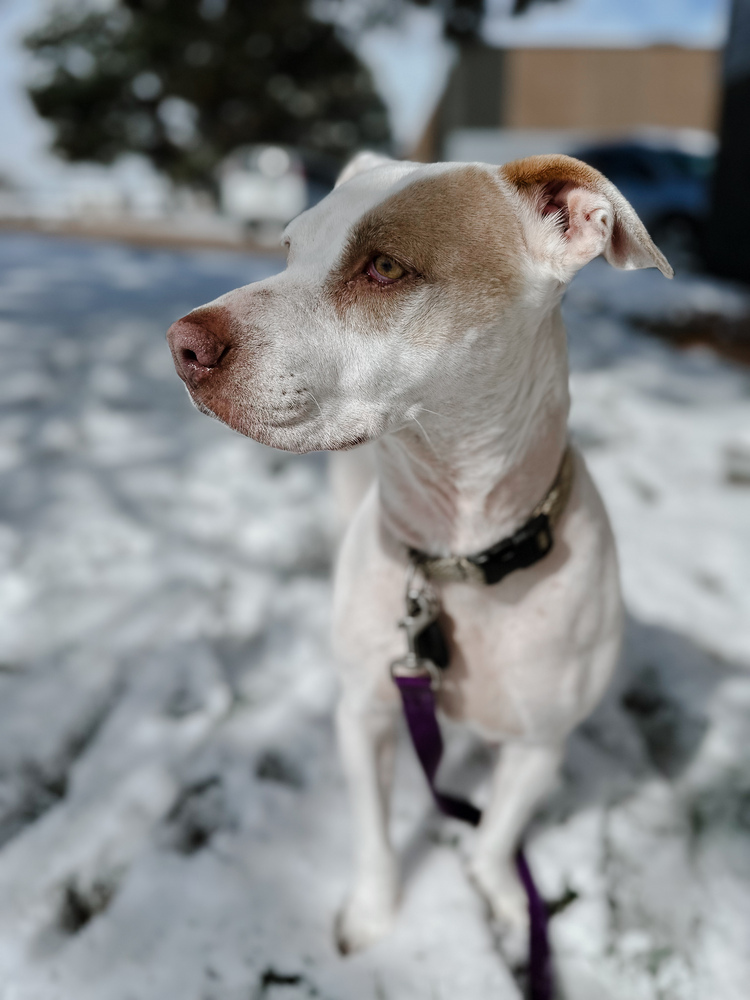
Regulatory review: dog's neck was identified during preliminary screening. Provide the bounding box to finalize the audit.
[375,304,570,557]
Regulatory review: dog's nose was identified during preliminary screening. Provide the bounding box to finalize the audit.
[167,315,229,386]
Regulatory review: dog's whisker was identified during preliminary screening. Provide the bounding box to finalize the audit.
[411,415,440,458]
[305,388,323,417]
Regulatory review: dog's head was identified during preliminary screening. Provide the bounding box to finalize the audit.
[167,153,671,453]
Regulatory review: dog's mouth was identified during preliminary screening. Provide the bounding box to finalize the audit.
[192,393,308,432]
[329,435,370,451]
[188,390,371,454]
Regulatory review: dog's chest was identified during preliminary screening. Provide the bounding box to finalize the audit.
[428,580,580,740]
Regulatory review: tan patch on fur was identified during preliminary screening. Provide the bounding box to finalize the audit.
[327,166,526,341]
[501,153,605,193]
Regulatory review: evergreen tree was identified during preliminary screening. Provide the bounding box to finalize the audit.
[24,0,390,187]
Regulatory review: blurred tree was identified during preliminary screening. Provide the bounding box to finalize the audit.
[24,0,390,187]
[705,0,750,283]
[24,0,564,187]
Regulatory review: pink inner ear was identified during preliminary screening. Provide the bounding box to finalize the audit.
[538,180,614,270]
[504,154,672,275]
[540,180,573,229]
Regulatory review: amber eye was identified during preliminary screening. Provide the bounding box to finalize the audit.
[370,254,406,281]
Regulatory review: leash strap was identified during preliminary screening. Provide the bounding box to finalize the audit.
[388,452,573,999]
[392,672,553,1000]
[394,674,482,826]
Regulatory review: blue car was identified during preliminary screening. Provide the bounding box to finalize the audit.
[573,142,714,268]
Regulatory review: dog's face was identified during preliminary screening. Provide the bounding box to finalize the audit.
[167,154,671,453]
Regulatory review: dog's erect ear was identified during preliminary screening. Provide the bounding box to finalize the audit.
[335,151,394,189]
[501,154,673,280]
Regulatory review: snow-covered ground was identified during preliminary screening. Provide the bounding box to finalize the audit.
[0,232,748,1000]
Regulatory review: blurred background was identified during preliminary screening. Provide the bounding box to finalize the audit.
[0,2,749,1000]
[0,0,747,283]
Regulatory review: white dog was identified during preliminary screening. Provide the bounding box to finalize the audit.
[167,152,672,960]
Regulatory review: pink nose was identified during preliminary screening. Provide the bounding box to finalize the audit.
[167,316,230,386]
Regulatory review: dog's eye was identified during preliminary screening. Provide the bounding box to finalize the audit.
[368,255,406,282]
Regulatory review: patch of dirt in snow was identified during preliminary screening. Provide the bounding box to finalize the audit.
[637,312,750,368]
[0,235,749,1000]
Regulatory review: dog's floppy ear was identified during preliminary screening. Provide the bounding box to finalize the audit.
[335,151,394,188]
[501,154,673,280]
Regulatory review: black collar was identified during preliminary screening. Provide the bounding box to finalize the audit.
[409,446,575,586]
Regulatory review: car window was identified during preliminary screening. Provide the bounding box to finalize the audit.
[578,148,656,183]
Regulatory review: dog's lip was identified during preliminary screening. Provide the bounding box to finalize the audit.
[185,384,310,427]
[185,388,371,451]
[174,359,220,386]
[256,406,311,429]
[329,435,370,451]
[190,394,313,432]
[264,429,372,454]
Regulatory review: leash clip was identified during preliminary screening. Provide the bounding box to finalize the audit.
[390,652,442,689]
[390,563,442,690]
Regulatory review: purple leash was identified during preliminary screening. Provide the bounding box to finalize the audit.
[392,641,553,1000]
[387,454,574,998]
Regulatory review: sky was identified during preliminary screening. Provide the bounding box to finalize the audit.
[483,0,730,49]
[0,0,732,187]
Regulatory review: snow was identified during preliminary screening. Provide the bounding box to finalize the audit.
[0,231,749,999]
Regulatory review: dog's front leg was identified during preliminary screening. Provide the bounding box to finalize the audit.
[335,690,400,954]
[469,739,563,963]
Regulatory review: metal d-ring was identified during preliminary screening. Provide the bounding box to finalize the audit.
[389,558,442,689]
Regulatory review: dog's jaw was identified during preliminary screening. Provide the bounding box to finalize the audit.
[187,386,378,454]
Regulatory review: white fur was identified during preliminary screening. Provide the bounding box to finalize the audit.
[168,154,671,962]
